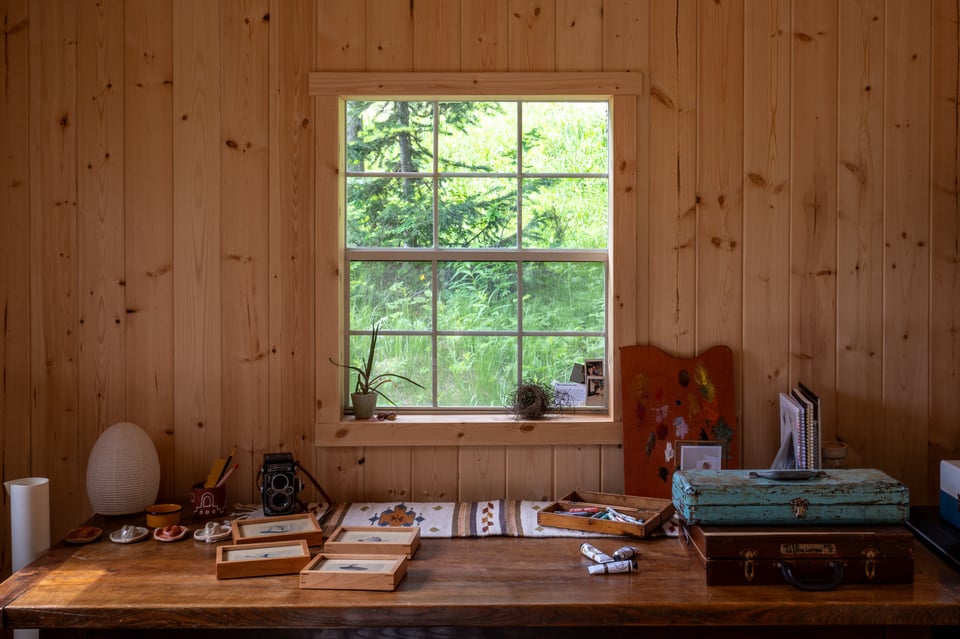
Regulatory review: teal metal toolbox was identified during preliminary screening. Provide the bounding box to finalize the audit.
[672,468,910,526]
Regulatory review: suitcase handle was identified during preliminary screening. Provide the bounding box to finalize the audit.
[777,561,844,591]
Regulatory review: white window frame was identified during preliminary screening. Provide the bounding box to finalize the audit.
[312,72,642,447]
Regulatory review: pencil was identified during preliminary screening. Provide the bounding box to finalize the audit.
[215,445,238,485]
[215,463,239,488]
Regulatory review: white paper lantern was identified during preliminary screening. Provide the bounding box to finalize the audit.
[86,422,161,515]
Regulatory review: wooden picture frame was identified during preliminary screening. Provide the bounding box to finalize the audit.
[231,513,324,546]
[299,553,408,591]
[676,440,724,471]
[216,540,311,580]
[324,525,420,558]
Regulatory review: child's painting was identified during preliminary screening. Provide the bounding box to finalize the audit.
[620,345,739,499]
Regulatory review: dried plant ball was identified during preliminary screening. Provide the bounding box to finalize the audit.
[509,381,556,420]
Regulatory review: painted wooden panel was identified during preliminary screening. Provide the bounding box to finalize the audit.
[460,0,508,71]
[790,0,838,438]
[836,0,884,470]
[123,0,175,502]
[741,0,791,468]
[929,0,960,501]
[0,0,33,574]
[883,0,931,495]
[221,0,270,502]
[29,0,81,539]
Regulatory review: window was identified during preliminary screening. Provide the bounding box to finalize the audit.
[344,99,609,410]
[312,72,641,445]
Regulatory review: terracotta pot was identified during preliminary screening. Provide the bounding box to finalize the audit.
[351,392,378,419]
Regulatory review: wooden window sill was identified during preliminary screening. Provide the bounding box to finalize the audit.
[314,414,622,447]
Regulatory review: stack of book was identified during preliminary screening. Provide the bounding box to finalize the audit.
[778,383,821,469]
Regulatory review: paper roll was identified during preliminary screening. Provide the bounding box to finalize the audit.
[4,477,51,572]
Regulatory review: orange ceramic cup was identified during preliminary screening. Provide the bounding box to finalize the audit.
[145,503,182,528]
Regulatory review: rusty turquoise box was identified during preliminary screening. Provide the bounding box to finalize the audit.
[939,460,960,529]
[672,468,909,526]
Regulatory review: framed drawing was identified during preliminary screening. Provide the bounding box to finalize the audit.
[621,344,738,499]
[299,553,408,591]
[216,540,311,579]
[324,525,420,558]
[231,513,323,546]
[676,440,724,471]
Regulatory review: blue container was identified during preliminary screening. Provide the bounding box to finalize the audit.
[672,468,909,526]
[939,460,960,530]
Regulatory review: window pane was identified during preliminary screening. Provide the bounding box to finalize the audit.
[438,177,517,248]
[522,262,605,332]
[521,178,608,249]
[346,101,434,173]
[350,261,432,331]
[522,335,606,403]
[522,102,608,174]
[348,333,432,407]
[437,336,517,406]
[346,177,433,247]
[438,101,517,173]
[438,262,517,331]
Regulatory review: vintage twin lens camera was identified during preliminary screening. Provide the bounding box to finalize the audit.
[260,452,303,516]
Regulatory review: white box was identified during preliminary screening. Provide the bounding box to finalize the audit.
[939,460,960,529]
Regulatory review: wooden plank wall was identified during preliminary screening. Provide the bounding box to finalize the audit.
[1,0,958,577]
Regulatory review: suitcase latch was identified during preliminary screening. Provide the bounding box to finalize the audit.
[862,547,879,580]
[740,549,758,582]
[790,497,809,519]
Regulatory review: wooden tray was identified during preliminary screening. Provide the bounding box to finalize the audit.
[537,490,675,537]
[299,553,408,591]
[216,540,312,580]
[231,513,324,546]
[324,525,420,558]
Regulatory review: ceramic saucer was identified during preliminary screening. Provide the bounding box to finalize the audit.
[153,524,189,542]
[109,525,149,544]
[65,525,102,544]
[193,521,232,543]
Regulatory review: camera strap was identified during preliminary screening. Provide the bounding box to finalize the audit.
[294,461,333,514]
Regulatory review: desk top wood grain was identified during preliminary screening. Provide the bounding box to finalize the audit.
[2,517,960,631]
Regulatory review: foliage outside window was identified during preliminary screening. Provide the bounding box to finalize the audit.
[343,99,610,411]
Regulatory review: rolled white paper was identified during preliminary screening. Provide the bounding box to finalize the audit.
[4,477,51,572]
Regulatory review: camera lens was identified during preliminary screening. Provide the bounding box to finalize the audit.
[271,473,289,490]
[270,491,290,510]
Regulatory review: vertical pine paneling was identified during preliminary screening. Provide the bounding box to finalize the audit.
[836,0,884,466]
[315,0,366,502]
[458,446,506,502]
[270,0,316,500]
[29,0,81,537]
[124,0,175,500]
[508,0,555,71]
[222,0,269,503]
[648,0,697,354]
[461,0,508,71]
[790,0,837,431]
[173,0,222,497]
[556,0,602,70]
[77,0,125,497]
[0,0,32,577]
[742,0,791,468]
[410,0,462,501]
[930,0,960,498]
[697,0,743,361]
[883,0,931,491]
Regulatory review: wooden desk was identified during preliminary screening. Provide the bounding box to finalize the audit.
[2,514,960,639]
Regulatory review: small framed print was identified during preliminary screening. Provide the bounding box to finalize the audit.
[584,359,604,378]
[324,525,420,558]
[216,540,311,580]
[231,513,323,546]
[676,440,724,471]
[300,553,408,591]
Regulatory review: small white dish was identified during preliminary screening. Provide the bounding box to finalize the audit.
[193,521,231,544]
[109,525,149,544]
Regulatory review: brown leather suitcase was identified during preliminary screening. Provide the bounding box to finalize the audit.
[681,522,914,589]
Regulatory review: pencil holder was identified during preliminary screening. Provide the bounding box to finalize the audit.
[190,483,227,519]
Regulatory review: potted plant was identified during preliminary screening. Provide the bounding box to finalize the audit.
[329,322,424,419]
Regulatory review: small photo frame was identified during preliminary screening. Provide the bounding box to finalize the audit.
[216,540,311,580]
[300,553,408,591]
[324,525,420,558]
[676,440,724,471]
[584,359,604,378]
[231,513,324,546]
